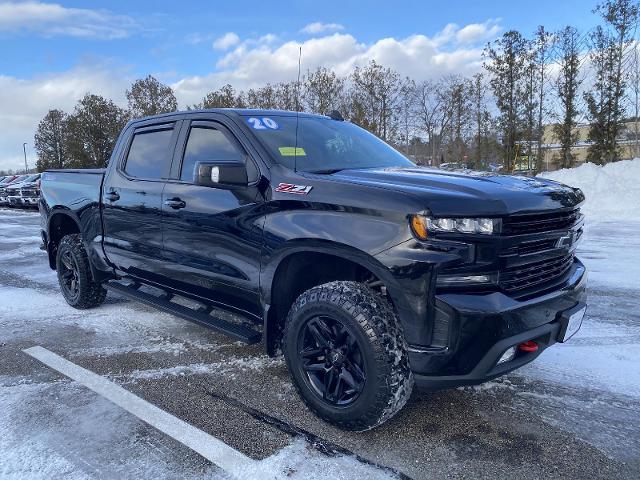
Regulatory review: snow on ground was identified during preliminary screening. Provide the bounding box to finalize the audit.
[0,210,399,480]
[2,158,640,477]
[539,158,640,221]
[486,160,640,461]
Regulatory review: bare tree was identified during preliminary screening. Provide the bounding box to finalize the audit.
[303,67,345,115]
[397,79,417,155]
[348,60,404,141]
[415,80,445,165]
[438,75,472,164]
[469,73,493,169]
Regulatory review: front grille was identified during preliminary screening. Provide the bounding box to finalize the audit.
[502,208,581,235]
[499,253,575,294]
[21,189,38,197]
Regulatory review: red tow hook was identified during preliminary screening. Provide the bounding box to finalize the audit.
[519,340,539,353]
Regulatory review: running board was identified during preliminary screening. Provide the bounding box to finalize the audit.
[106,281,261,344]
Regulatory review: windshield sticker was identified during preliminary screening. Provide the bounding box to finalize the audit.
[278,147,306,156]
[275,183,313,195]
[247,117,279,130]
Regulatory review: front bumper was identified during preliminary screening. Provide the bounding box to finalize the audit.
[410,260,587,390]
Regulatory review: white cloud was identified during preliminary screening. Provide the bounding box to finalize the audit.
[0,19,503,170]
[300,22,344,35]
[0,66,129,171]
[455,19,502,44]
[172,27,494,106]
[0,1,138,39]
[213,32,240,50]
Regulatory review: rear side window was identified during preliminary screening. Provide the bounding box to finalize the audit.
[180,127,243,181]
[124,129,174,179]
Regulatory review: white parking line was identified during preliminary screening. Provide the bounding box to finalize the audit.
[23,345,255,478]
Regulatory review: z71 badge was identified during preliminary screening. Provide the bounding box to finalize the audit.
[275,183,313,195]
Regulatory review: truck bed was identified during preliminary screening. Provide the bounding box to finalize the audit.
[41,169,105,205]
[40,169,105,224]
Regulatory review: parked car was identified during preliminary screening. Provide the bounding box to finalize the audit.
[0,174,18,185]
[40,109,587,431]
[0,174,27,205]
[7,173,41,208]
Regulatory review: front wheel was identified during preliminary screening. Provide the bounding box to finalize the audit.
[283,281,414,431]
[56,234,107,309]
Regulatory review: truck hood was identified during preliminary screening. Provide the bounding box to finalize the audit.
[329,167,584,216]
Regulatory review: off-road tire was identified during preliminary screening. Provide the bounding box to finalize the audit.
[283,281,414,431]
[56,234,107,309]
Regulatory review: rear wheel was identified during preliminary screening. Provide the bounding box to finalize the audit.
[56,234,107,309]
[283,281,413,431]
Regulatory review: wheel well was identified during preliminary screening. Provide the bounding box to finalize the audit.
[47,213,80,269]
[265,251,387,355]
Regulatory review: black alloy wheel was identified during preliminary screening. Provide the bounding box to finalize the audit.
[55,234,107,309]
[298,315,366,406]
[283,281,414,431]
[59,249,80,302]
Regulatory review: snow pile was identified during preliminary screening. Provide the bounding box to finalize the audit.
[538,158,640,222]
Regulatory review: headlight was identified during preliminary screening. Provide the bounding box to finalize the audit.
[436,273,497,286]
[409,215,498,240]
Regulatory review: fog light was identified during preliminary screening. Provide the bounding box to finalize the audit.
[497,346,517,365]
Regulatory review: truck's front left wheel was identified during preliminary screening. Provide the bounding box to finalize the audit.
[283,281,414,431]
[56,234,107,309]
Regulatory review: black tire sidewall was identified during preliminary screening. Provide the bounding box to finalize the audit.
[56,234,105,309]
[283,282,413,430]
[285,300,389,424]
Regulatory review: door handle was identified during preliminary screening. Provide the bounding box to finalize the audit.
[104,191,120,202]
[164,198,186,209]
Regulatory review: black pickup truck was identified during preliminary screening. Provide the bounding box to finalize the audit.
[39,109,587,430]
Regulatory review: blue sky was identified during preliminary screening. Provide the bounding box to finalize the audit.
[0,0,601,170]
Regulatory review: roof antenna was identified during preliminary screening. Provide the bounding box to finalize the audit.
[294,45,302,173]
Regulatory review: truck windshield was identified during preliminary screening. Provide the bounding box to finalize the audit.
[244,115,414,173]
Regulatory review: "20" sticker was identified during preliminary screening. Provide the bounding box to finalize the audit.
[247,117,279,130]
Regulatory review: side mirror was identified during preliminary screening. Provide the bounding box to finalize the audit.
[194,161,248,189]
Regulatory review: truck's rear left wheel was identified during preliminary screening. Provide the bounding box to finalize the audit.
[56,234,107,309]
[283,281,414,431]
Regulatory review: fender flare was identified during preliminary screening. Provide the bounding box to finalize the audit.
[259,239,417,356]
[45,208,82,268]
[260,239,403,304]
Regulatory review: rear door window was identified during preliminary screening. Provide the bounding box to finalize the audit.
[124,128,175,179]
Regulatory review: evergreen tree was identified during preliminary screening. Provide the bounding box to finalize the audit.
[584,0,639,164]
[34,109,70,171]
[126,75,178,118]
[554,26,583,169]
[484,30,529,170]
[199,84,244,108]
[66,94,128,168]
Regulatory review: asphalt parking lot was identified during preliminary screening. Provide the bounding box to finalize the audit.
[1,208,639,479]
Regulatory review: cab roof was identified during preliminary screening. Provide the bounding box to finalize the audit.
[129,108,332,125]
